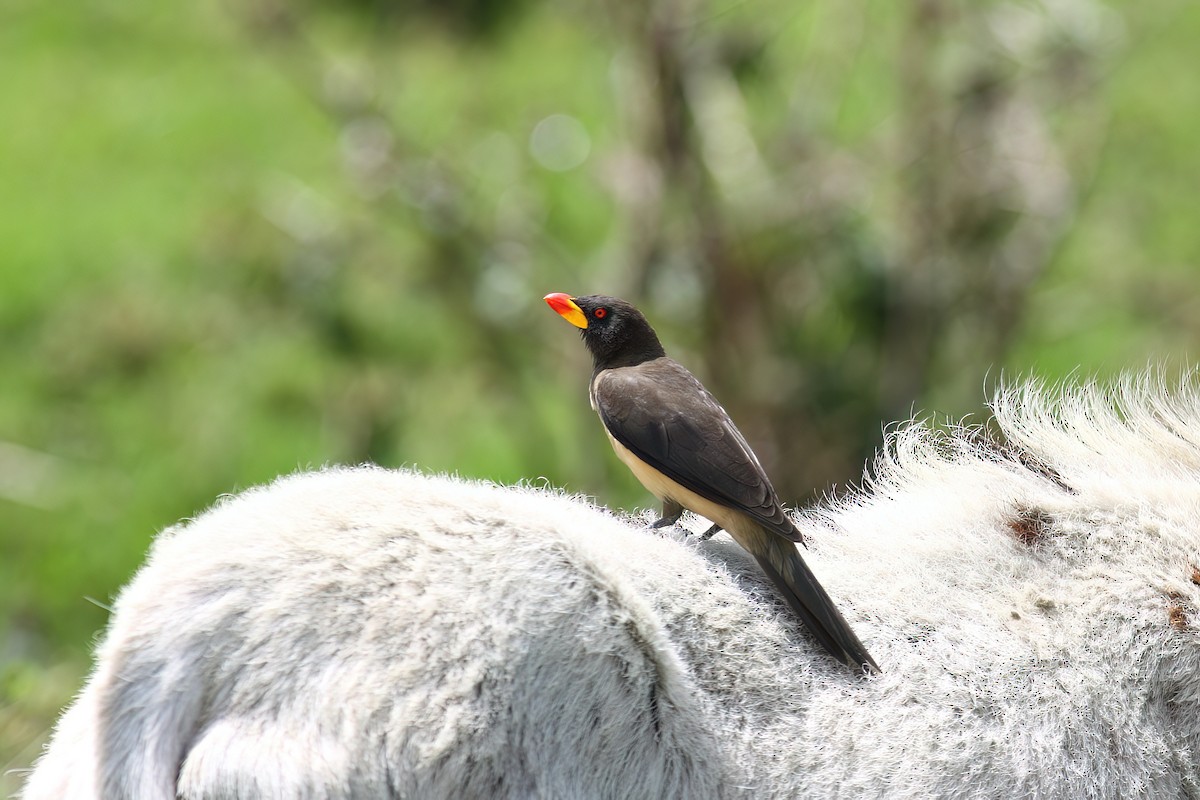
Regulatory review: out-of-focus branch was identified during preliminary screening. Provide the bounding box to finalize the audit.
[605,0,1115,500]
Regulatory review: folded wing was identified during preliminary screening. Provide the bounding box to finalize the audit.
[593,359,801,543]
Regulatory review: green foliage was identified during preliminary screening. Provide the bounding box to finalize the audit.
[3,0,1200,787]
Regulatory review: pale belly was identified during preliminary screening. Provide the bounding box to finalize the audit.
[605,430,748,535]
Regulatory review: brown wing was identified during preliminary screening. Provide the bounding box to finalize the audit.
[593,358,801,543]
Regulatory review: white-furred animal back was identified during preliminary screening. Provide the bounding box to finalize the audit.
[21,374,1200,798]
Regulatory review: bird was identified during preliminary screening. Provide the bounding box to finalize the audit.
[544,292,880,675]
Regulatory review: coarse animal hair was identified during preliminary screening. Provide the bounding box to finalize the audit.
[20,374,1200,798]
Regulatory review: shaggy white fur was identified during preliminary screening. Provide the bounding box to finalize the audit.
[21,377,1200,799]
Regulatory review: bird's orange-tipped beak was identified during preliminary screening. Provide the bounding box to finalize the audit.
[544,293,588,329]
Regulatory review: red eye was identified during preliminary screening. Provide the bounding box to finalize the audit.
[594,308,607,319]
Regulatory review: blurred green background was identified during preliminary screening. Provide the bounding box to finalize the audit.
[3,0,1199,784]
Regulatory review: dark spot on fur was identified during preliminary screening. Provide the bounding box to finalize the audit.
[965,426,1077,495]
[904,621,936,645]
[1167,594,1189,631]
[1014,451,1076,495]
[1009,506,1053,546]
[647,680,662,739]
[589,703,603,731]
[1190,563,1200,587]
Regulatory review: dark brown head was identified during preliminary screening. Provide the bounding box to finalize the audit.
[544,293,666,370]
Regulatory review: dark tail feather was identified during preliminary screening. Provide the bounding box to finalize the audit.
[753,537,881,675]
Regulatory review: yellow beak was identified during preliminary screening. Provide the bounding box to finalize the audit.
[543,293,588,329]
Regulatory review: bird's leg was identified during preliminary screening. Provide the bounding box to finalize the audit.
[698,523,723,541]
[649,499,684,529]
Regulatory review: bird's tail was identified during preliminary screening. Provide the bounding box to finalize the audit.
[751,532,881,674]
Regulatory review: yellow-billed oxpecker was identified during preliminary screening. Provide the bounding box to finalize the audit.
[544,292,880,674]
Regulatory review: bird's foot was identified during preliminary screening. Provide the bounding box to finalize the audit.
[697,523,722,541]
[649,513,682,529]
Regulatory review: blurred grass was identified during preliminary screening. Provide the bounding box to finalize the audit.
[3,0,1200,789]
